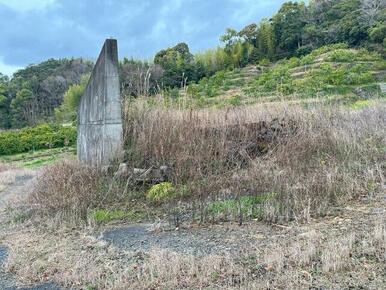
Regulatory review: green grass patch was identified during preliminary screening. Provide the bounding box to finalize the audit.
[0,147,76,168]
[89,209,146,223]
[349,99,371,110]
[207,193,278,219]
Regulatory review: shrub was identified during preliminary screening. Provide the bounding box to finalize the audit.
[259,58,270,66]
[147,182,175,203]
[328,49,357,62]
[228,95,242,106]
[343,65,374,85]
[0,123,76,156]
[29,160,105,221]
[255,65,293,94]
[349,100,370,110]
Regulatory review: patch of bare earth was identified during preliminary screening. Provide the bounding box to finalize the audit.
[0,164,35,209]
[0,197,385,289]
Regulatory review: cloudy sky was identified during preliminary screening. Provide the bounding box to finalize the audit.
[0,0,288,76]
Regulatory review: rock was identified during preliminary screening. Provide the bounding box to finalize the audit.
[115,163,130,178]
[133,165,172,183]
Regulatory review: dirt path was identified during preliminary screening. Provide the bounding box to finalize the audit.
[0,167,62,290]
[102,222,274,256]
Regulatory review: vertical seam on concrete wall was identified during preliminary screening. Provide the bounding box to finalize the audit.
[102,43,107,166]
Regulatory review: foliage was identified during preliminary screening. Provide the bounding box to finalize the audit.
[0,123,76,156]
[154,43,196,88]
[1,0,385,129]
[122,102,386,223]
[55,74,90,123]
[29,160,105,221]
[349,99,371,110]
[250,45,378,97]
[147,182,175,203]
[120,58,164,97]
[89,209,145,223]
[207,193,278,219]
[0,59,92,128]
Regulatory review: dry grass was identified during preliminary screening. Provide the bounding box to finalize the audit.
[2,89,386,289]
[28,160,108,221]
[3,210,385,289]
[26,101,386,224]
[0,163,33,197]
[0,162,12,173]
[321,233,355,272]
[123,101,386,222]
[0,163,15,188]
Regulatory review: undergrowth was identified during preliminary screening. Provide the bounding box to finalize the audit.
[28,101,386,225]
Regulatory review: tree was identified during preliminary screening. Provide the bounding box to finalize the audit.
[120,58,164,97]
[360,0,385,27]
[10,88,36,127]
[0,82,10,128]
[369,22,386,43]
[55,74,89,123]
[257,20,275,60]
[154,43,195,88]
[7,58,92,127]
[238,23,258,46]
[220,28,239,50]
[272,1,307,54]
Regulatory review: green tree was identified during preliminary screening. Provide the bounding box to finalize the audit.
[220,28,239,50]
[272,1,307,54]
[154,43,195,88]
[10,88,36,127]
[257,20,275,60]
[0,73,11,128]
[55,74,89,123]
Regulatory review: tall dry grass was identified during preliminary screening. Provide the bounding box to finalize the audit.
[4,215,386,289]
[123,101,386,222]
[29,160,109,221]
[30,101,386,223]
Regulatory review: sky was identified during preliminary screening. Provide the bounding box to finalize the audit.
[0,0,288,76]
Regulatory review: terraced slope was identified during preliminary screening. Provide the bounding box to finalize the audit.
[184,44,386,108]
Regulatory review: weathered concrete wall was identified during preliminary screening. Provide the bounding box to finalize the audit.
[77,39,123,167]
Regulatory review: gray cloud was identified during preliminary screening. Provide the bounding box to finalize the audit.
[0,0,286,75]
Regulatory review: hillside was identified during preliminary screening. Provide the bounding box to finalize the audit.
[181,44,386,108]
[0,59,93,129]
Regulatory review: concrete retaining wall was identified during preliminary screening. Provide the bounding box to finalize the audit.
[77,39,123,167]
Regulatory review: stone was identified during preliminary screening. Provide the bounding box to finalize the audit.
[115,163,129,178]
[77,39,123,167]
[132,166,172,183]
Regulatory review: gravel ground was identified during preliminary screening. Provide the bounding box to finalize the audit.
[102,221,281,256]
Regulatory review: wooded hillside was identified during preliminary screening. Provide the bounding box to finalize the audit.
[0,0,384,129]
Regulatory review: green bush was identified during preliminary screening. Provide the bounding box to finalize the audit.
[254,65,293,94]
[343,65,374,85]
[228,95,242,106]
[147,182,175,203]
[0,123,76,156]
[328,49,356,62]
[259,58,270,66]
